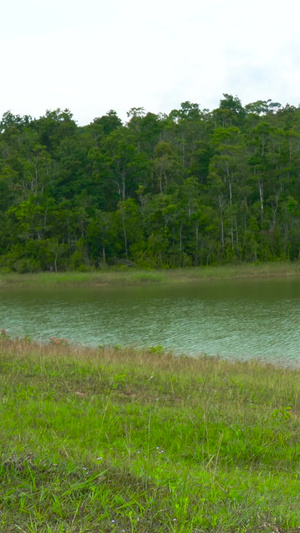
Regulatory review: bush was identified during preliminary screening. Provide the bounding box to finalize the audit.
[13,258,41,273]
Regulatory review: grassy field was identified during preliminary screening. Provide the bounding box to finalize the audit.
[0,335,299,532]
[0,262,300,288]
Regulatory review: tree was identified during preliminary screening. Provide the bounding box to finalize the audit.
[91,110,122,136]
[153,141,182,193]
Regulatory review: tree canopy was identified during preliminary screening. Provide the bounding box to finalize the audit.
[1,96,300,272]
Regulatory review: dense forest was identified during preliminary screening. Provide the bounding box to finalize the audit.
[1,94,300,272]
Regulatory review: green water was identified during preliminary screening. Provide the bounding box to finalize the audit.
[1,278,300,365]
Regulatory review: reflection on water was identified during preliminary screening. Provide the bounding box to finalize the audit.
[1,278,300,366]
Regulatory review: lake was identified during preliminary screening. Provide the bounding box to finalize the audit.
[1,278,300,366]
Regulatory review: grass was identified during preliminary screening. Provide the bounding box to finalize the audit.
[0,335,299,532]
[1,261,300,288]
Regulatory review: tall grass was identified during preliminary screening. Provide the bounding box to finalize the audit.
[0,261,300,288]
[0,336,299,532]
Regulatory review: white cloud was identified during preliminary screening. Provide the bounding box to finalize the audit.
[1,0,300,124]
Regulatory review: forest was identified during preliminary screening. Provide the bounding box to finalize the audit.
[1,94,300,272]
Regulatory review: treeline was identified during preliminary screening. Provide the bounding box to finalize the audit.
[1,94,300,272]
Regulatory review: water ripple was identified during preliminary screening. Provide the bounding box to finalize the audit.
[1,278,300,366]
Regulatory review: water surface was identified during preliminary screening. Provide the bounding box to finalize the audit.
[1,278,300,366]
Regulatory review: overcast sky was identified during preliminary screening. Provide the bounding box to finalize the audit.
[2,0,300,125]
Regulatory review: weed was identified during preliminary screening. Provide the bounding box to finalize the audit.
[150,345,164,354]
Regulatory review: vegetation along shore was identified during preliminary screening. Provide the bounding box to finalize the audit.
[0,261,300,288]
[0,334,299,532]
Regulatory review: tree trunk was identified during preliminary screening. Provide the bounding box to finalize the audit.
[121,171,126,201]
[218,195,225,247]
[235,217,239,258]
[258,181,264,223]
[228,180,232,206]
[122,211,128,260]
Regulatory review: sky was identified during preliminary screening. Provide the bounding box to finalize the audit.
[2,0,300,125]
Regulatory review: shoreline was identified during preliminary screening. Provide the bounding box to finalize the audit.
[0,261,300,288]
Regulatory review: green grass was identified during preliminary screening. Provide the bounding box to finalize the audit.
[1,261,300,288]
[0,336,299,532]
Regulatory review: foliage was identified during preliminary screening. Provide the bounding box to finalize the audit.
[2,98,300,270]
